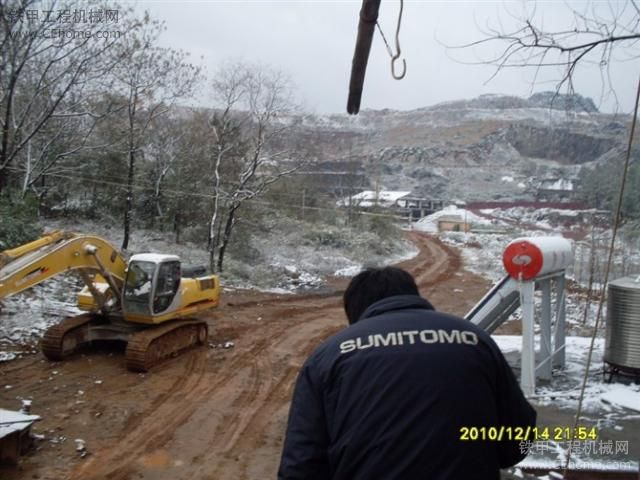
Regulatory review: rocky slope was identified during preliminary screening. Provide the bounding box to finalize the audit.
[282,92,631,202]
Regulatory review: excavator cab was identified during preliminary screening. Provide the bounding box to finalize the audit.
[123,254,182,318]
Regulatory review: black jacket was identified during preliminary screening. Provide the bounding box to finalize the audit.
[278,295,536,480]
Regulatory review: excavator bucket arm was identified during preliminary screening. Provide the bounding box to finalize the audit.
[0,231,127,301]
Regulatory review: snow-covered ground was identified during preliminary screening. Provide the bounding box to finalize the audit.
[0,274,83,362]
[0,217,419,357]
[495,336,639,414]
[495,336,639,473]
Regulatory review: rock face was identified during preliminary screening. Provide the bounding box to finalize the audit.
[505,125,617,164]
[429,91,599,113]
[280,93,628,202]
[528,91,598,113]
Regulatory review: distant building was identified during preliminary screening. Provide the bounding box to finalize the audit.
[339,190,444,219]
[397,196,445,220]
[436,215,471,233]
[341,190,412,208]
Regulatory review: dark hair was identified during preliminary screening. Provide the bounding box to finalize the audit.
[343,266,420,324]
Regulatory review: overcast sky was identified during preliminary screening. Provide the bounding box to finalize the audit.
[131,1,639,115]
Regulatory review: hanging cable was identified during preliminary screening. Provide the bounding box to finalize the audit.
[563,73,640,476]
[5,167,411,221]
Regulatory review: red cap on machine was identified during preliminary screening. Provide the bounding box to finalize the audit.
[502,240,544,281]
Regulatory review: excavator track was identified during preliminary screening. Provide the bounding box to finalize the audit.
[41,313,95,361]
[125,319,208,372]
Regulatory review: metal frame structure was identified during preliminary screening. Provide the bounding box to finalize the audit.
[466,270,569,396]
[519,272,567,396]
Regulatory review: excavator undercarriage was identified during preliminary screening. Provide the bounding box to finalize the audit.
[40,313,208,372]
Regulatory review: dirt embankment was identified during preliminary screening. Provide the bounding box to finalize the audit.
[0,232,491,480]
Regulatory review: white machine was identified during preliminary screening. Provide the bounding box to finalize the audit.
[466,236,574,396]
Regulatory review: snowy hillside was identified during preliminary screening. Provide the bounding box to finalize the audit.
[283,93,629,203]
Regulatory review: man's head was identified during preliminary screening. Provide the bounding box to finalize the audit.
[343,267,420,324]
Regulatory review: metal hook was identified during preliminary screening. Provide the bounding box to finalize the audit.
[373,0,407,81]
[391,0,406,80]
[391,54,406,80]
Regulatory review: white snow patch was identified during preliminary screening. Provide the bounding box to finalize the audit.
[493,336,640,415]
[540,178,574,191]
[600,388,640,412]
[338,190,411,208]
[260,287,295,295]
[334,265,362,277]
[0,352,18,362]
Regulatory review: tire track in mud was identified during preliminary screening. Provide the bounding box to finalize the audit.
[224,291,341,309]
[397,232,459,289]
[201,316,342,480]
[71,353,210,480]
[203,312,341,448]
[70,306,343,480]
[214,320,340,452]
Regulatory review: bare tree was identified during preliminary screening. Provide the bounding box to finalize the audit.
[0,0,128,194]
[207,61,300,272]
[145,112,200,231]
[109,12,201,250]
[166,110,213,243]
[451,1,640,105]
[16,87,120,202]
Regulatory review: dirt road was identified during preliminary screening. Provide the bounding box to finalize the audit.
[0,232,491,480]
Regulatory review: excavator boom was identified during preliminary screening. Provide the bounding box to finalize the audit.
[0,231,126,300]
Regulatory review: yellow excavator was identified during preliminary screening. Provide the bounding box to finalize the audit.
[0,231,220,371]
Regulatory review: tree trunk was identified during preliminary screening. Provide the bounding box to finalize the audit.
[173,210,181,244]
[217,205,238,272]
[208,149,223,272]
[0,168,7,194]
[90,181,98,220]
[208,199,219,273]
[154,164,169,229]
[122,88,138,251]
[0,79,14,196]
[21,140,32,198]
[122,148,135,250]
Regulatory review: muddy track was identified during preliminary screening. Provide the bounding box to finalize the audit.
[0,232,473,480]
[68,301,344,479]
[397,232,460,289]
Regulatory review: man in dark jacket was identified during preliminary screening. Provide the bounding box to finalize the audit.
[278,266,536,480]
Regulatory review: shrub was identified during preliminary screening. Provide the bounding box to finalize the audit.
[0,194,42,250]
